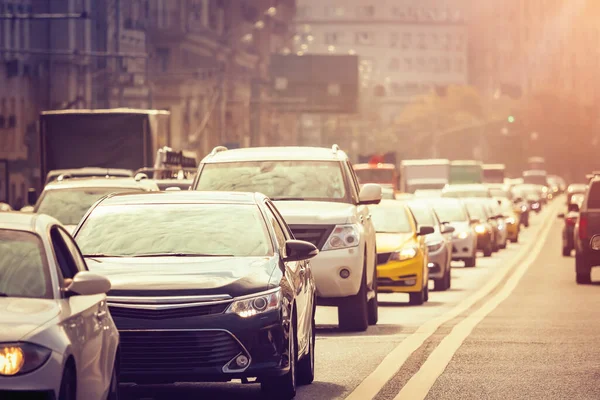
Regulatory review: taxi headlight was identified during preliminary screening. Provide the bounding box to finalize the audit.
[454,231,469,239]
[322,224,360,251]
[521,205,527,212]
[0,343,51,376]
[390,246,418,261]
[226,289,281,318]
[474,224,487,234]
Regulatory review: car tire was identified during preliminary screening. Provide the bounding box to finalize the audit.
[261,320,297,399]
[58,364,77,400]
[576,255,592,284]
[424,283,429,302]
[563,247,571,257]
[409,286,425,305]
[338,263,369,332]
[297,313,315,385]
[511,235,519,244]
[464,256,476,268]
[446,267,452,289]
[483,245,493,257]
[500,241,507,250]
[367,260,378,326]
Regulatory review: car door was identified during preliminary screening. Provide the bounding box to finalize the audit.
[51,226,109,399]
[265,201,311,353]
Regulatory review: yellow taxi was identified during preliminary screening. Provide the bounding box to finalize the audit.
[497,197,520,242]
[370,200,433,305]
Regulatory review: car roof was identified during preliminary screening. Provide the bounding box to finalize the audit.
[96,191,266,206]
[43,177,159,191]
[0,211,58,233]
[201,146,348,163]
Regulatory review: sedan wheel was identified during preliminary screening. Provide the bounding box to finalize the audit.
[107,361,119,400]
[58,365,77,400]
[297,315,315,385]
[261,322,297,398]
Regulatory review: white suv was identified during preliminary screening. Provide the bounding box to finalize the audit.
[191,145,382,331]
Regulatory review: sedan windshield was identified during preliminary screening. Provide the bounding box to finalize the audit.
[370,205,413,233]
[465,202,488,220]
[196,161,347,202]
[75,203,272,257]
[406,203,436,227]
[431,203,468,222]
[36,187,145,226]
[0,230,51,299]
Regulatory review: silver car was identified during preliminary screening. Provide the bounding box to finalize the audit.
[405,201,454,291]
[0,212,118,400]
[428,198,478,268]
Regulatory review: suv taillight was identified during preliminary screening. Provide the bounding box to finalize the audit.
[579,214,588,239]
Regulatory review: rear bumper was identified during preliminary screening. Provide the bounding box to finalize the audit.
[310,247,364,299]
[377,255,426,293]
[452,235,476,259]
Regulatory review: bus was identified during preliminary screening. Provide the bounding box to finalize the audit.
[353,163,400,191]
[449,160,483,184]
[483,164,506,184]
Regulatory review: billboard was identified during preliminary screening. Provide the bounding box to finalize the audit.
[269,54,359,114]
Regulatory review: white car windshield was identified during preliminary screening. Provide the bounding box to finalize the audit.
[36,187,145,226]
[0,230,51,299]
[431,203,468,222]
[75,203,273,257]
[196,161,348,202]
[370,205,413,233]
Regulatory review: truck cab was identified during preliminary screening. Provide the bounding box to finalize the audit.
[353,162,399,192]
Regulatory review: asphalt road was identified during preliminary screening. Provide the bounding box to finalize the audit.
[122,201,577,400]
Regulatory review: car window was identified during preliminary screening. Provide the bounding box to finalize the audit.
[431,203,468,222]
[0,229,52,299]
[196,161,348,202]
[264,203,287,251]
[58,228,88,272]
[345,161,362,201]
[266,201,293,240]
[587,182,600,209]
[36,187,145,226]
[370,205,413,233]
[51,227,80,280]
[407,203,436,227]
[76,203,273,257]
[465,202,486,220]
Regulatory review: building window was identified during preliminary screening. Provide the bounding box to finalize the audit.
[391,7,406,19]
[418,33,426,49]
[456,58,465,72]
[404,58,413,71]
[416,57,425,69]
[355,32,374,45]
[430,58,438,73]
[456,33,464,51]
[445,33,453,51]
[357,5,375,18]
[402,33,411,49]
[156,48,170,72]
[297,6,311,18]
[325,6,345,17]
[431,33,439,49]
[325,32,342,45]
[440,57,450,72]
[389,58,400,71]
[390,33,399,47]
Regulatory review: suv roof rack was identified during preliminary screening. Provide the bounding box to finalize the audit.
[332,144,340,153]
[210,146,228,156]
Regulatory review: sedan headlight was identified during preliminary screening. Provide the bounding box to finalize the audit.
[520,205,527,212]
[390,246,418,261]
[427,241,444,252]
[226,289,281,318]
[453,231,469,240]
[322,224,360,251]
[0,343,51,376]
[474,224,487,234]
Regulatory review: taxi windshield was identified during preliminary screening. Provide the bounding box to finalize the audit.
[370,204,413,233]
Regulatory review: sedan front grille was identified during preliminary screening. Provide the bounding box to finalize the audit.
[288,224,335,249]
[377,252,392,265]
[119,330,243,374]
[109,302,229,320]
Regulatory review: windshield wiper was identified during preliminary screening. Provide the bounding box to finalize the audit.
[83,254,124,258]
[132,253,235,258]
[271,197,306,201]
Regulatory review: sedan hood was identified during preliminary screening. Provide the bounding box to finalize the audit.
[85,256,278,297]
[0,298,60,342]
[376,232,415,253]
[274,201,356,225]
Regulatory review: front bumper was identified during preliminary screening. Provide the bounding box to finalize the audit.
[311,247,363,299]
[377,255,426,293]
[452,234,476,259]
[112,310,290,384]
[506,221,519,240]
[0,351,64,400]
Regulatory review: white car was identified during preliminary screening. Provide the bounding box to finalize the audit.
[32,176,159,233]
[0,212,118,400]
[192,145,382,332]
[427,198,478,267]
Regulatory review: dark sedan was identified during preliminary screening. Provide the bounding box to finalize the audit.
[73,191,318,399]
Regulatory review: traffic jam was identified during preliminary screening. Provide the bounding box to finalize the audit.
[2,109,596,399]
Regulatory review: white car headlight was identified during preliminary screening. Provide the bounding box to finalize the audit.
[322,224,360,251]
[427,241,444,252]
[0,343,52,376]
[390,246,418,261]
[474,224,487,234]
[453,231,469,240]
[226,289,281,318]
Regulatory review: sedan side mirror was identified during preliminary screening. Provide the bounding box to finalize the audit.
[442,225,455,234]
[417,225,435,236]
[284,240,319,262]
[359,183,382,205]
[66,272,111,296]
